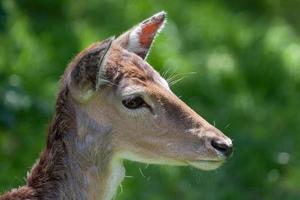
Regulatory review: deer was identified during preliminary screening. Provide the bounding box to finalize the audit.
[0,11,233,200]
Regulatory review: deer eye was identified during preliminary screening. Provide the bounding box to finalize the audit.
[122,96,146,109]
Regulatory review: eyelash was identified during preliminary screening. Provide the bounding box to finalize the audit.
[122,96,146,109]
[121,96,152,116]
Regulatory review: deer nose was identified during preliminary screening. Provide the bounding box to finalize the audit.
[211,139,233,157]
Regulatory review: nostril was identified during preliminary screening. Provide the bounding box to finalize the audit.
[211,139,233,157]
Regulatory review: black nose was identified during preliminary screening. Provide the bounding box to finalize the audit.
[211,139,233,157]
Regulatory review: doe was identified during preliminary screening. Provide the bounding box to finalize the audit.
[0,11,233,200]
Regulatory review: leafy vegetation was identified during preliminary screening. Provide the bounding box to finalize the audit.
[1,0,300,199]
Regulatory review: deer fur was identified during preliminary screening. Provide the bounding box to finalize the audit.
[0,11,233,200]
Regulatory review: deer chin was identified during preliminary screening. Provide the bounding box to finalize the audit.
[186,160,224,171]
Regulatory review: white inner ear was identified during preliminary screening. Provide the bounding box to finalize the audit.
[127,26,147,55]
[126,17,166,59]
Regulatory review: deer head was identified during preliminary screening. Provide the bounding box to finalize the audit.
[66,11,233,172]
[0,11,235,200]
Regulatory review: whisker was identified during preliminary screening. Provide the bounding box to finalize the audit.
[139,167,146,178]
[166,72,197,86]
[161,66,173,78]
[169,76,185,86]
[224,123,231,129]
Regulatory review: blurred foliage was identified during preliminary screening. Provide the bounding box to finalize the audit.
[1,0,300,199]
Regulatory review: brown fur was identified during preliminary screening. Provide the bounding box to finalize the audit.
[0,84,74,199]
[0,12,232,200]
[0,38,115,200]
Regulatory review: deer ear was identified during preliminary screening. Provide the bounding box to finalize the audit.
[115,11,166,59]
[68,37,114,102]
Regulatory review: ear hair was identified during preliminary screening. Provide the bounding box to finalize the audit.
[68,37,114,102]
[95,37,114,90]
[115,11,166,59]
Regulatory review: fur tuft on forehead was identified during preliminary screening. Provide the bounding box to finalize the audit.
[115,11,166,59]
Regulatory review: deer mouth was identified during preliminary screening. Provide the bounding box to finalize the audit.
[186,160,224,171]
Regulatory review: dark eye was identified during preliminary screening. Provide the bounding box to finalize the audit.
[122,96,146,109]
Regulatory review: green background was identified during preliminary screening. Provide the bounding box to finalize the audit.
[1,0,300,199]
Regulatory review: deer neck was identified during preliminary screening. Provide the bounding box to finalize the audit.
[27,88,125,200]
[71,102,125,200]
